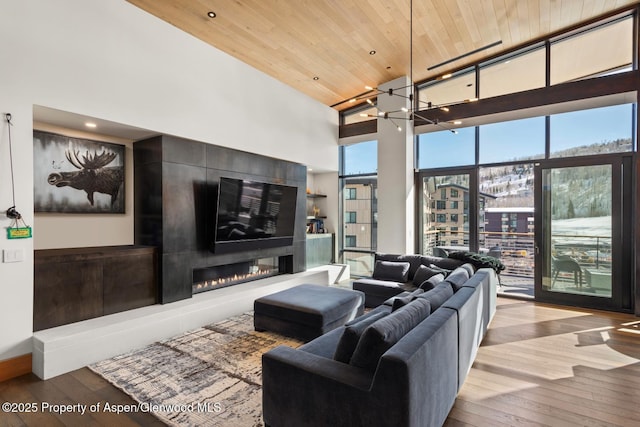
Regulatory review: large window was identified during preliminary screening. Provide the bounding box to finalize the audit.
[343,140,378,175]
[551,17,633,85]
[480,46,545,98]
[479,116,545,164]
[343,105,378,125]
[417,68,476,108]
[340,140,378,277]
[550,104,634,158]
[417,126,475,169]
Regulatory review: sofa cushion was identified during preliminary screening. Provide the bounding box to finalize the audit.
[353,278,404,289]
[422,256,465,271]
[391,289,424,311]
[417,282,454,311]
[375,254,423,280]
[444,267,471,292]
[333,310,389,364]
[419,273,445,291]
[412,265,440,288]
[459,263,475,277]
[350,298,431,372]
[372,260,411,282]
[428,264,452,278]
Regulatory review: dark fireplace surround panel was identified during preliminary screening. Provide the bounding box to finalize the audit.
[134,135,307,304]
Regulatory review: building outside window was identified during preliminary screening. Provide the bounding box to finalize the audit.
[345,188,357,199]
[345,211,357,223]
[340,140,378,277]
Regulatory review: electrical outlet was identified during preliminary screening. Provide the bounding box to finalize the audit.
[3,249,24,263]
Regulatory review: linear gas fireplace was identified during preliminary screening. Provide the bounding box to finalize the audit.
[192,257,280,294]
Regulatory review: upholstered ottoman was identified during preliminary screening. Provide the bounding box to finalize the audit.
[254,284,365,342]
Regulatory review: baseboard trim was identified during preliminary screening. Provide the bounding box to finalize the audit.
[0,354,32,382]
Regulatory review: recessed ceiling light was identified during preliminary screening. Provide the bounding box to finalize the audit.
[441,73,452,79]
[313,76,319,81]
[207,11,216,18]
[85,122,97,128]
[369,50,376,55]
[453,120,462,125]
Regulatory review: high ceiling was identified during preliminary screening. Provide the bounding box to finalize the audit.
[126,0,639,111]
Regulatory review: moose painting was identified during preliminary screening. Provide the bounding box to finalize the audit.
[34,131,125,213]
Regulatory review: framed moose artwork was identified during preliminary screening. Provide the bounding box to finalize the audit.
[33,130,125,213]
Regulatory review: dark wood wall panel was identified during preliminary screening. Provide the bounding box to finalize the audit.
[34,246,157,331]
[103,253,157,315]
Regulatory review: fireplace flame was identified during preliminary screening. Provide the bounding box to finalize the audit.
[193,268,275,293]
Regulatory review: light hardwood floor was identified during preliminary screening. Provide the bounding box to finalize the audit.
[1,297,639,426]
[445,299,640,427]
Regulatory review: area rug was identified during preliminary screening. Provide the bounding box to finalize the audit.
[89,312,302,427]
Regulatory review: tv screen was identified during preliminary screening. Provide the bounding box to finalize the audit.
[213,177,298,253]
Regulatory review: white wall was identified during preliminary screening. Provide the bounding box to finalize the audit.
[0,0,338,361]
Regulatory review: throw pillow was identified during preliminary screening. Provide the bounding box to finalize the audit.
[418,273,445,291]
[412,265,440,288]
[429,264,452,278]
[417,282,454,312]
[391,294,413,312]
[333,311,389,364]
[350,298,431,372]
[444,267,470,292]
[372,260,411,282]
[391,289,424,312]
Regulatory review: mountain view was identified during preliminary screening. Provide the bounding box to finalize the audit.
[479,138,631,218]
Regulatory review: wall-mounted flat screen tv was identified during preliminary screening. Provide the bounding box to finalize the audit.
[212,177,298,253]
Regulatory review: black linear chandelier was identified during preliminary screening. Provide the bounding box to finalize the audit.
[344,0,500,133]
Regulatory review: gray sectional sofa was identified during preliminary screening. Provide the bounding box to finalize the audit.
[261,254,498,427]
[352,253,470,307]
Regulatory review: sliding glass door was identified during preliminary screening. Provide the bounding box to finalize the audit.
[535,157,633,310]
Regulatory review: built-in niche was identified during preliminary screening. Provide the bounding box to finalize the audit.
[133,135,307,303]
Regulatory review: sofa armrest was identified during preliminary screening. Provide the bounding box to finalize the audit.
[262,346,375,427]
[263,345,373,390]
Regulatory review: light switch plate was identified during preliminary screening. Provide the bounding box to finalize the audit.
[3,249,24,263]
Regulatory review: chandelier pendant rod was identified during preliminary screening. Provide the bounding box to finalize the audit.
[409,0,414,110]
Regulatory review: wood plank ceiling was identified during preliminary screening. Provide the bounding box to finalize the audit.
[126,0,639,111]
